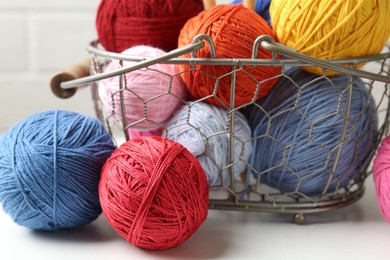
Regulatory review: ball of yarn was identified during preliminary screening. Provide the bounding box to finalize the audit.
[128,128,163,139]
[163,101,252,186]
[372,136,390,223]
[231,0,271,24]
[247,68,378,195]
[96,0,204,53]
[0,110,116,231]
[270,0,390,75]
[99,45,187,131]
[99,136,208,250]
[178,4,281,108]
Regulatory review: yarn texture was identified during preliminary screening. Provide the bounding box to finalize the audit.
[163,101,252,186]
[270,0,390,75]
[99,45,187,131]
[0,110,116,231]
[99,136,209,250]
[247,68,378,195]
[128,128,163,139]
[96,0,204,53]
[373,136,390,223]
[231,0,271,24]
[178,4,281,108]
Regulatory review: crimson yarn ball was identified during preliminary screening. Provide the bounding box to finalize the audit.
[99,136,209,250]
[96,0,204,53]
[178,4,281,108]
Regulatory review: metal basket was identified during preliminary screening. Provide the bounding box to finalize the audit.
[52,34,390,224]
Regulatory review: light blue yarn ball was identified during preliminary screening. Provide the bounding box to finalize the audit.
[231,0,271,25]
[163,101,252,186]
[0,110,116,231]
[247,68,378,196]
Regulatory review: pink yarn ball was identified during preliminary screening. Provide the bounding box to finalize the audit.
[128,128,163,139]
[99,45,187,131]
[373,135,390,223]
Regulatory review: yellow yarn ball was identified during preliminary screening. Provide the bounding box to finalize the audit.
[270,0,390,75]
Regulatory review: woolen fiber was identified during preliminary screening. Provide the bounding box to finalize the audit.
[98,45,187,131]
[128,128,163,139]
[96,0,204,53]
[163,101,252,186]
[99,136,209,250]
[231,0,271,24]
[178,4,281,108]
[247,68,378,195]
[372,136,390,223]
[270,0,390,75]
[0,110,116,231]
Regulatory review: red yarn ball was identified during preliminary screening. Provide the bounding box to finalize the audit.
[96,0,204,53]
[178,4,281,108]
[99,136,209,250]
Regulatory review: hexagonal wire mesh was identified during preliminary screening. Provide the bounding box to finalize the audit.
[57,35,390,223]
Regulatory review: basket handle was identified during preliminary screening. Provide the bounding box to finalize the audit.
[202,0,255,10]
[51,41,206,99]
[243,0,255,10]
[50,58,90,99]
[258,36,390,83]
[202,0,216,9]
[51,36,390,99]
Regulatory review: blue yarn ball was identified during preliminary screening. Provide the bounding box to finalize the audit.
[247,68,378,196]
[0,110,116,231]
[231,0,271,25]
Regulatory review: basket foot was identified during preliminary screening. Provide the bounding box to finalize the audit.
[293,213,305,225]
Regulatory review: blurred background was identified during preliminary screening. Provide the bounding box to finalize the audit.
[0,0,100,133]
[0,0,231,133]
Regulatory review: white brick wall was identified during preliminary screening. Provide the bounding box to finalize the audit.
[0,1,100,132]
[0,0,231,132]
[0,13,28,71]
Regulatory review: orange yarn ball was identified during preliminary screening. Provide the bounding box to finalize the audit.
[178,4,281,108]
[99,136,209,250]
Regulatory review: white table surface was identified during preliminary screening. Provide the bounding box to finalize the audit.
[1,175,389,260]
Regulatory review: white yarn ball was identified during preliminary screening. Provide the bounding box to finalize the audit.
[163,101,253,186]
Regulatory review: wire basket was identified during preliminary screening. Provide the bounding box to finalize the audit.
[52,34,390,224]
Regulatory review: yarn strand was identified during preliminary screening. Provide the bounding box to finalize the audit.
[178,4,281,107]
[129,142,184,245]
[96,0,204,53]
[270,0,390,74]
[0,110,116,231]
[99,136,209,250]
[52,110,58,231]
